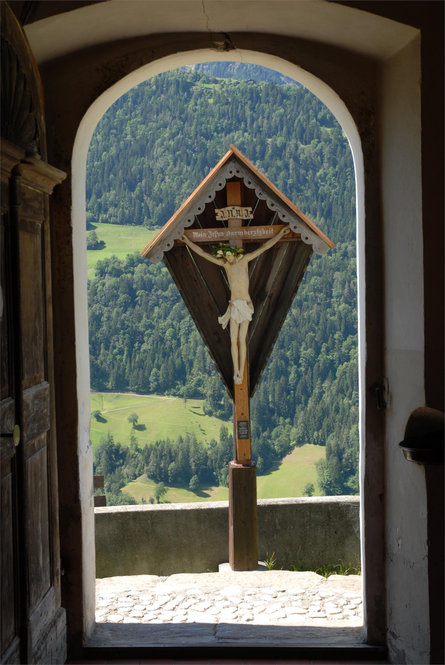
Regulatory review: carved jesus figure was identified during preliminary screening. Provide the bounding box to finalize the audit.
[182,226,289,384]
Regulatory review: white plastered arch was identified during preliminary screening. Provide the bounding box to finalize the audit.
[72,46,366,637]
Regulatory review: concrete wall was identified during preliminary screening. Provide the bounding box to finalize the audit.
[95,496,360,578]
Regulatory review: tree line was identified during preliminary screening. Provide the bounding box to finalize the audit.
[87,68,355,245]
[94,427,233,504]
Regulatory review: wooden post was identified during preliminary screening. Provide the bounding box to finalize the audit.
[226,180,258,570]
[234,360,251,462]
[93,475,107,507]
[229,461,258,570]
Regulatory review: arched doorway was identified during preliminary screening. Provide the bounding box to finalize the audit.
[39,15,427,658]
[71,47,376,644]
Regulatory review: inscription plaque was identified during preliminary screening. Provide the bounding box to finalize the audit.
[237,420,250,440]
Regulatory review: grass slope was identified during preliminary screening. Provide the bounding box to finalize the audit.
[90,391,229,448]
[87,222,156,277]
[124,476,229,504]
[256,444,324,498]
[121,443,325,504]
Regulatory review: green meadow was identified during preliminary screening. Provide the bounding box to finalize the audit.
[91,392,325,502]
[121,443,324,504]
[87,222,156,277]
[123,476,229,504]
[90,391,230,449]
[256,444,324,499]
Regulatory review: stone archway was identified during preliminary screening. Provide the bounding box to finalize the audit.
[66,44,377,648]
[38,17,426,658]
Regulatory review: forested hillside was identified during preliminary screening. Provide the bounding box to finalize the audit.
[186,62,299,86]
[87,65,358,496]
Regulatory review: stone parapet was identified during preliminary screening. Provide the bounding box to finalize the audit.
[95,496,360,578]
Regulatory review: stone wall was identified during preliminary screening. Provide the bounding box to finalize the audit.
[95,496,360,578]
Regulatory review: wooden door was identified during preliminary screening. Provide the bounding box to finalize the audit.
[1,5,66,664]
[1,142,22,665]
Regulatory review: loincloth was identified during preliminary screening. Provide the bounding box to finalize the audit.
[218,299,254,330]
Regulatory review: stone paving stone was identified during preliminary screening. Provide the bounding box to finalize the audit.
[239,613,254,621]
[287,607,308,615]
[219,612,237,620]
[192,602,211,611]
[95,571,363,628]
[270,611,287,619]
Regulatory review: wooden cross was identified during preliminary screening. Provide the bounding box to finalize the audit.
[178,181,301,570]
[181,181,298,464]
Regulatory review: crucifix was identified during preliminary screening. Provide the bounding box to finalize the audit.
[181,181,293,569]
[142,145,333,570]
[141,144,333,572]
[181,181,291,463]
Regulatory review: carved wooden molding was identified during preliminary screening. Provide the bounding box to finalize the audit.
[14,157,66,194]
[148,157,330,263]
[1,138,26,180]
[1,3,46,157]
[1,38,40,155]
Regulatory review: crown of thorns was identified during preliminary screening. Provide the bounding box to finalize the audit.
[211,243,245,257]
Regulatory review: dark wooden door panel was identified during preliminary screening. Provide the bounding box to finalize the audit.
[24,438,51,608]
[13,173,53,643]
[1,211,16,433]
[0,234,21,664]
[17,214,45,390]
[10,159,65,664]
[1,214,11,402]
[1,5,66,663]
[1,178,21,665]
[22,383,50,444]
[1,452,16,657]
[0,399,15,436]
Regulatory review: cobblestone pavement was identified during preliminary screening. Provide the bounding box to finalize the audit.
[96,571,363,627]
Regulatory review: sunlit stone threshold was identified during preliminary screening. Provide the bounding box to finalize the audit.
[88,571,370,649]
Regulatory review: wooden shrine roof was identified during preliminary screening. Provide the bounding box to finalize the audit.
[141,146,334,398]
[141,145,334,262]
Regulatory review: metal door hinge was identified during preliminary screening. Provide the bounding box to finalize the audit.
[370,378,390,410]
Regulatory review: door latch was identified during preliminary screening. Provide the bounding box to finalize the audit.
[0,424,20,446]
[370,378,389,410]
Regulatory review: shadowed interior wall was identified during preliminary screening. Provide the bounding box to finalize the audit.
[380,36,428,664]
[18,2,441,661]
